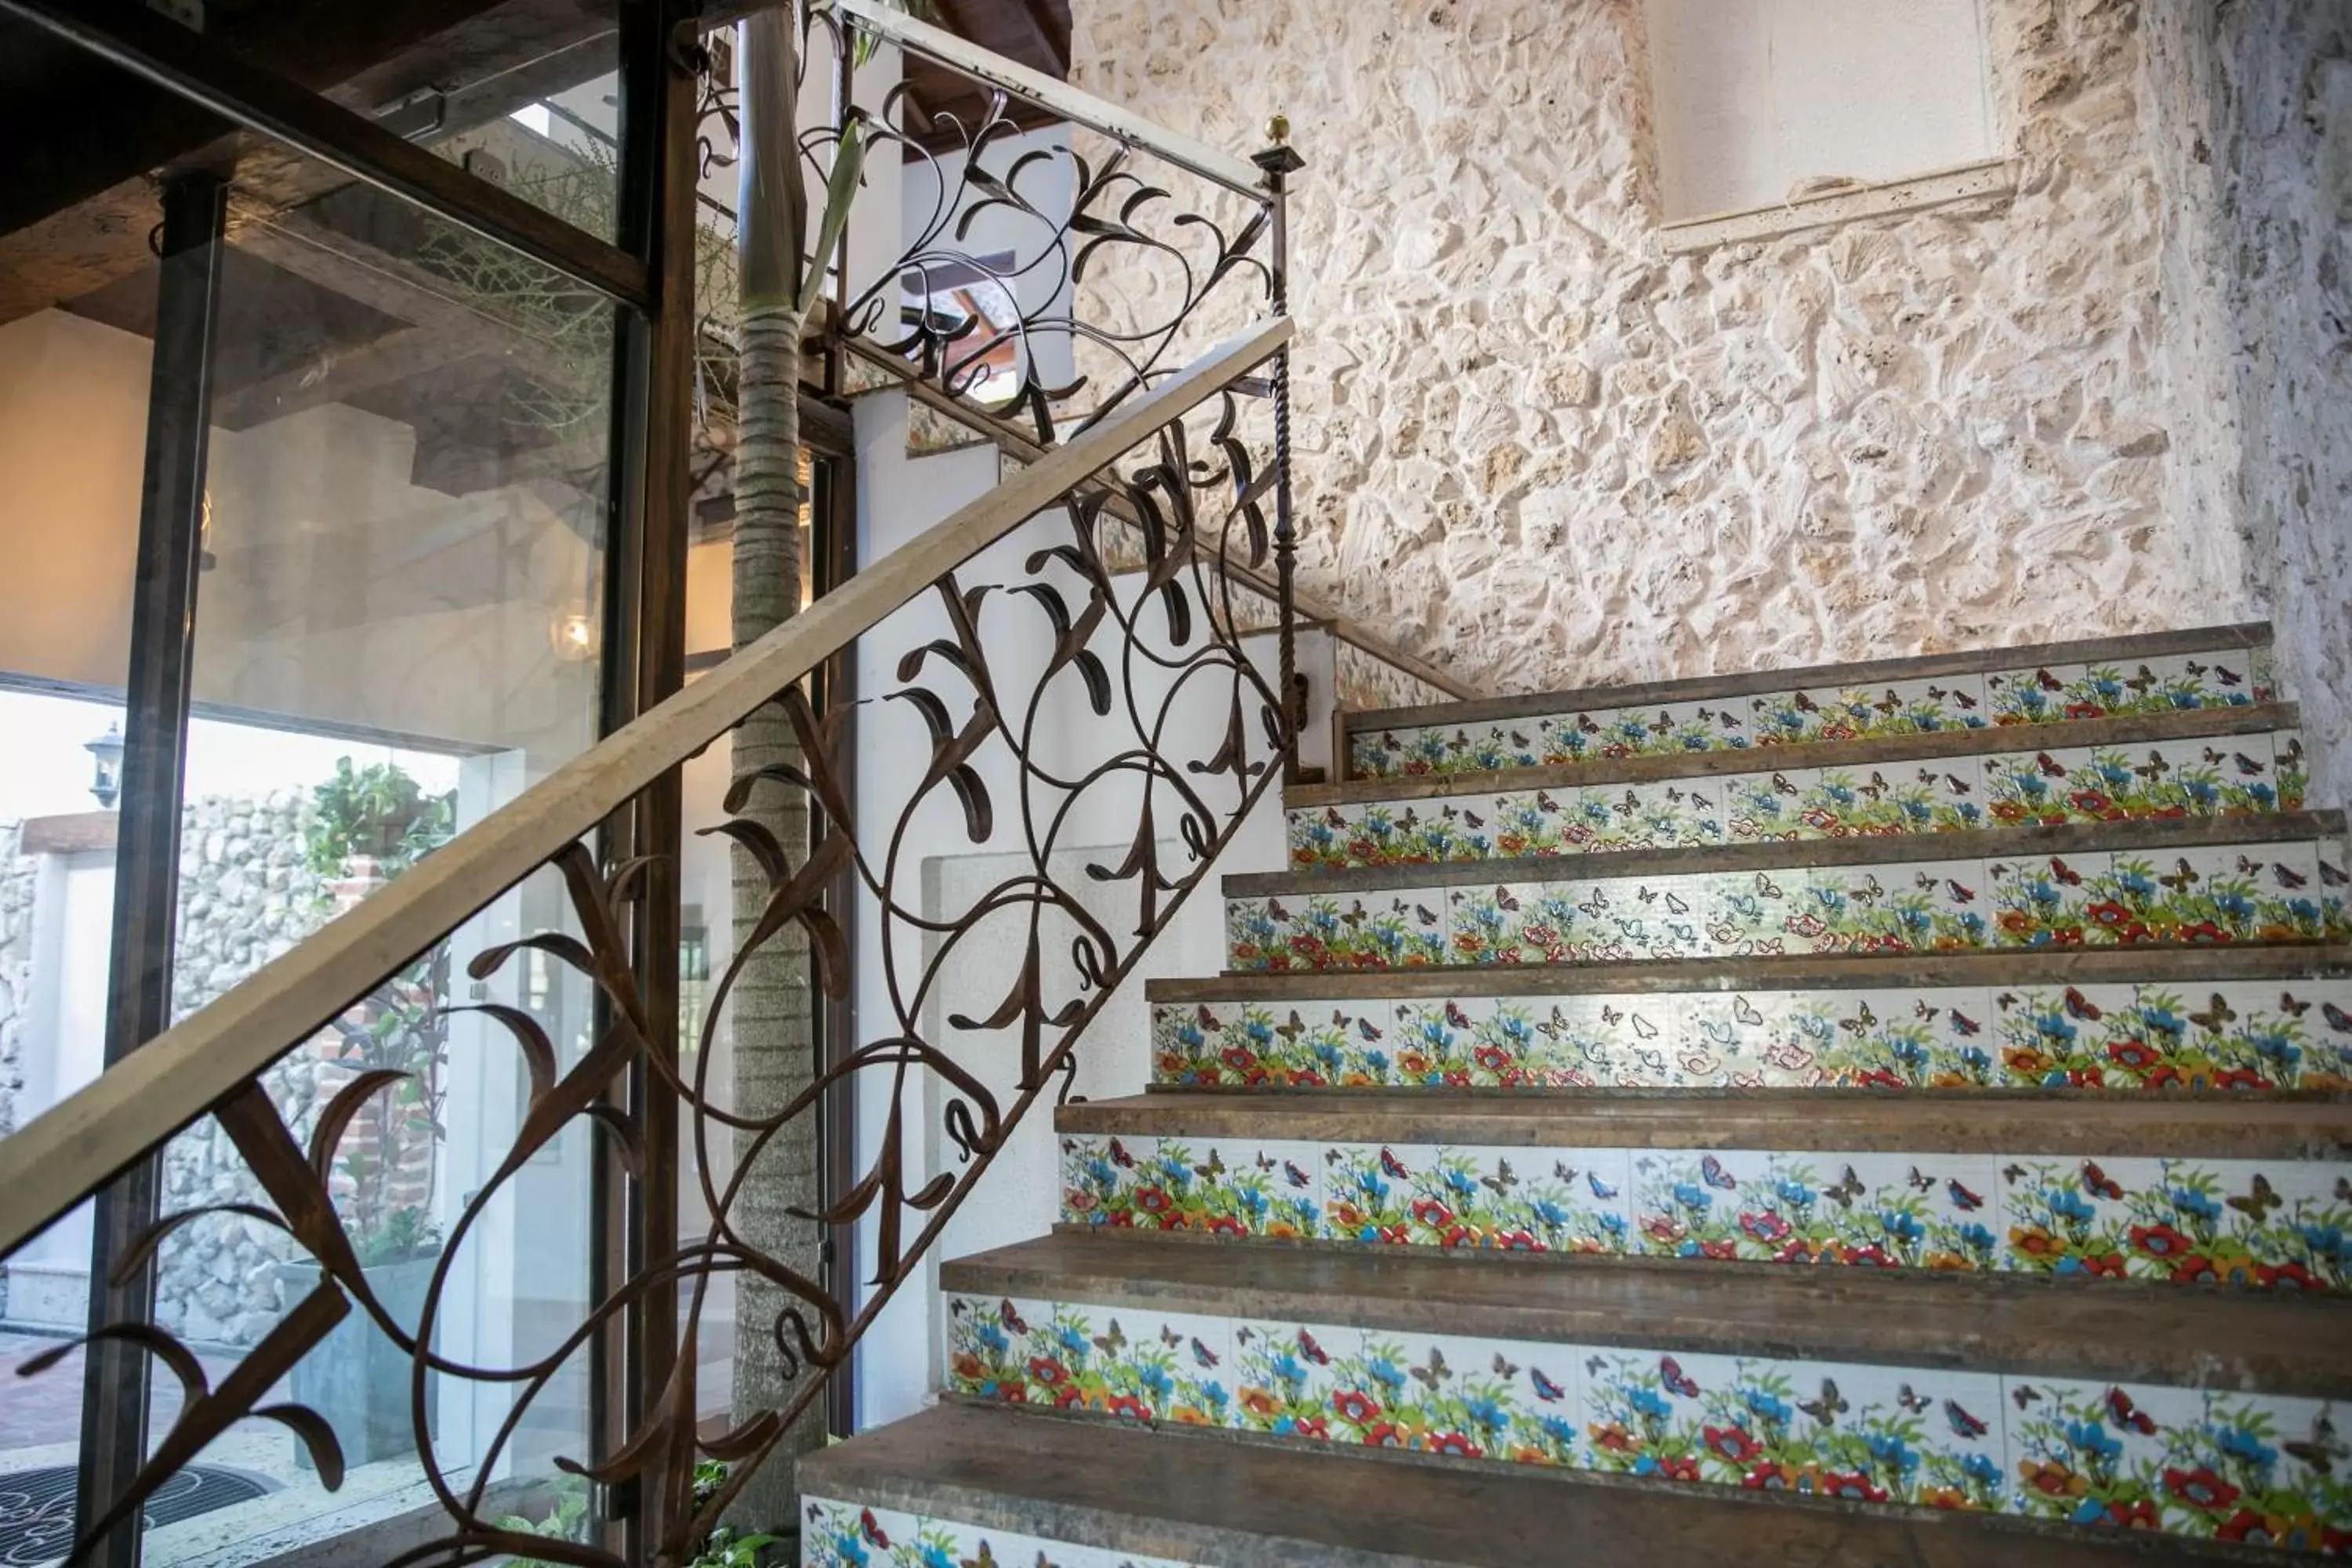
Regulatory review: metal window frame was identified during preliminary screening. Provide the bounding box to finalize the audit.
[4,1,690,1561]
[0,0,652,310]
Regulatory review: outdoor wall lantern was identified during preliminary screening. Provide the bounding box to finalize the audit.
[85,722,125,810]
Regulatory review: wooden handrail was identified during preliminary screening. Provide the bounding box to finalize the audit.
[0,316,1294,1262]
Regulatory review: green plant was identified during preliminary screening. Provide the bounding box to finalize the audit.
[305,758,455,880]
[688,1526,781,1568]
[328,943,452,1266]
[499,1477,591,1566]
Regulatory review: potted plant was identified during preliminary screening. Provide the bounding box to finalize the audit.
[304,757,455,880]
[283,759,458,1469]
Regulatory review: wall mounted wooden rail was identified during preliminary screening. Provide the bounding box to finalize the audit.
[0,315,1295,1263]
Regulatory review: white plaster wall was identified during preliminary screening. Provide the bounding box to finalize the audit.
[0,308,604,772]
[1070,0,2252,712]
[1642,0,1998,219]
[847,394,1288,1429]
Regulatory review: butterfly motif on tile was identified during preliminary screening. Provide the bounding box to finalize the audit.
[1824,1165,1865,1209]
[2080,1161,2126,1200]
[1700,1155,1739,1190]
[2104,1386,2159,1436]
[1190,1338,1221,1369]
[1944,1399,1991,1439]
[2188,993,2238,1032]
[1296,1328,1331,1366]
[1947,1179,1985,1212]
[1895,1383,1930,1414]
[1409,1347,1452,1389]
[1659,1356,1701,1397]
[2227,1173,2281,1221]
[2063,986,2103,1021]
[1492,1351,1520,1379]
[1798,1378,1849,1427]
[1733,995,1766,1025]
[2286,1412,2350,1476]
[1530,1367,1568,1403]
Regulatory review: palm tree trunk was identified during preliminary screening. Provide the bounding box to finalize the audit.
[726,3,819,1536]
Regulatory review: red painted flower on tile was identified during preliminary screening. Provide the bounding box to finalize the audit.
[1333,1390,1381,1425]
[2128,1223,2193,1259]
[1426,1432,1483,1457]
[1364,1421,1409,1448]
[1106,1394,1149,1420]
[2104,1498,2161,1530]
[1135,1187,1173,1214]
[1822,1472,1889,1502]
[2087,900,2132,927]
[2258,1261,2328,1293]
[1657,1454,1703,1483]
[2163,1467,2241,1512]
[1207,1215,1247,1236]
[1701,1424,1761,1464]
[1027,1357,1069,1387]
[2106,1038,2161,1071]
[1739,1210,1792,1243]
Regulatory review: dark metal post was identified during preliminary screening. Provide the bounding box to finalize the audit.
[76,169,229,1568]
[1252,124,1306,783]
[594,0,698,1555]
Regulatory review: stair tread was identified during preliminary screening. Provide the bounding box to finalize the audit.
[1149,944,2352,1000]
[1228,811,2346,898]
[941,1233,2352,1394]
[1301,703,2298,807]
[1345,621,2272,729]
[803,1402,2256,1567]
[1062,1092,2352,1157]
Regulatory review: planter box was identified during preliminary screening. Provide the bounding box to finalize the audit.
[278,1255,440,1470]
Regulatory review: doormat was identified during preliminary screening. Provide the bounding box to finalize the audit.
[0,1464,274,1566]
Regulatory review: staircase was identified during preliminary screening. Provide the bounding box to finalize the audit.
[801,621,2351,1566]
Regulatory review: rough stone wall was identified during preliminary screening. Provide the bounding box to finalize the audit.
[0,822,31,1319]
[0,795,336,1344]
[2146,0,2351,806]
[1070,0,2252,704]
[154,792,336,1345]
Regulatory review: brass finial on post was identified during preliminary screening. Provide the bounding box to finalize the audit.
[1268,113,1290,145]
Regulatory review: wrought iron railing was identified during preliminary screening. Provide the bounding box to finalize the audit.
[0,318,1294,1566]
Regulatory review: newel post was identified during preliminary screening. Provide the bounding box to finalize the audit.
[1254,117,1307,783]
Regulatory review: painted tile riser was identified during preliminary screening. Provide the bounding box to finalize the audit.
[1352,651,2281,782]
[942,1293,2351,1553]
[1301,730,2309,872]
[1061,1133,2352,1292]
[1229,837,2350,976]
[804,1495,1202,1568]
[1152,978,2352,1094]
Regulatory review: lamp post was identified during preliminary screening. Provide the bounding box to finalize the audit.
[85,722,125,810]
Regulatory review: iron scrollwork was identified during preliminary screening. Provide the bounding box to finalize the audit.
[16,390,1288,1567]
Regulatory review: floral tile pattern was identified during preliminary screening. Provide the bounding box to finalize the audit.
[802,1497,925,1568]
[1305,735,2296,871]
[1155,975,2352,1093]
[1335,640,1460,715]
[1350,646,2280,780]
[1241,830,2340,972]
[942,1294,2350,1551]
[1751,676,1990,747]
[1630,1150,2002,1272]
[1057,1130,2350,1293]
[1319,1143,1632,1254]
[1988,844,2328,949]
[804,1496,1203,1568]
[1998,1156,2352,1290]
[2009,1381,2349,1549]
[1060,1134,1324,1239]
[1582,1349,2009,1509]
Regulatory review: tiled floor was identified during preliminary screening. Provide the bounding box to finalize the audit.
[0,1330,250,1454]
